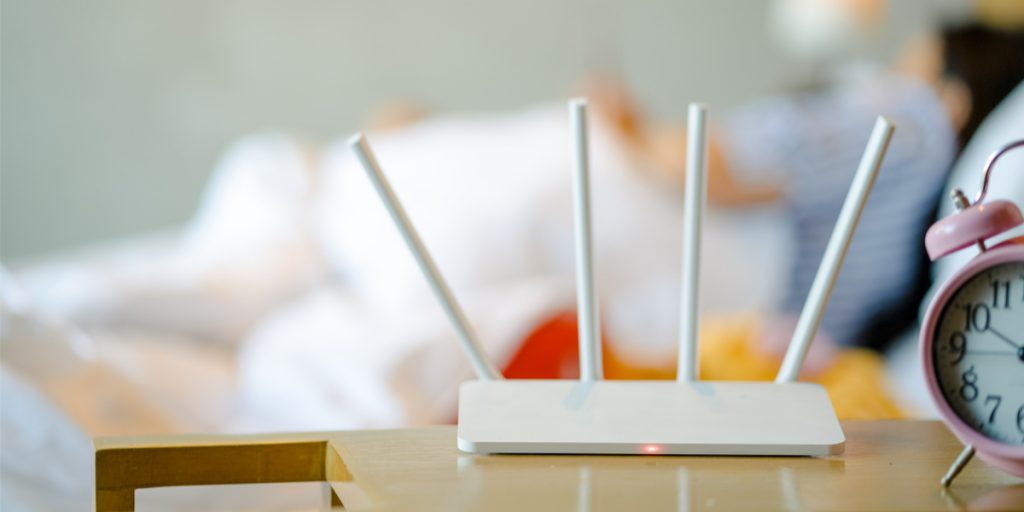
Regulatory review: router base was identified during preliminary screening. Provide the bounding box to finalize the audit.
[457,380,845,456]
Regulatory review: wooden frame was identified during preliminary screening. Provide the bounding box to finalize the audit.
[94,433,348,511]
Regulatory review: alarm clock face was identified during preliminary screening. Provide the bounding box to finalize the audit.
[933,261,1024,445]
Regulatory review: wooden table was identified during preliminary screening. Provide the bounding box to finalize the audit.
[95,420,1023,511]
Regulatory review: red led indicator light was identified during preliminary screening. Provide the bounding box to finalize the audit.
[643,445,660,454]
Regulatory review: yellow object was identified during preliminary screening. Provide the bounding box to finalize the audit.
[605,315,904,419]
[975,0,1024,30]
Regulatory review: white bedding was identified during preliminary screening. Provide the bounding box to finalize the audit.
[0,105,792,510]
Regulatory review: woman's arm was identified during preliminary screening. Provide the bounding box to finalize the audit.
[640,125,782,207]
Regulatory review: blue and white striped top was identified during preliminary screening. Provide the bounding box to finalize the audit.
[720,74,956,347]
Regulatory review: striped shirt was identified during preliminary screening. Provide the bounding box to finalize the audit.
[720,74,956,347]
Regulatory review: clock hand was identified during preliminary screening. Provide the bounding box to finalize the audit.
[965,350,1016,356]
[988,327,1021,349]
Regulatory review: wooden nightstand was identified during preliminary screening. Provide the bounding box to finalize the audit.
[95,420,1023,511]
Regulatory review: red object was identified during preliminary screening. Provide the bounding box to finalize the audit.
[447,312,583,423]
[500,310,674,381]
[502,312,582,379]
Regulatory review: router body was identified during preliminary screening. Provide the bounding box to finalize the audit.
[457,380,845,456]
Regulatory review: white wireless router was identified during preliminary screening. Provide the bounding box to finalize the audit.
[349,101,894,457]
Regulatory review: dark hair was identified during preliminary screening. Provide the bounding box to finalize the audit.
[942,23,1024,149]
[855,23,1024,352]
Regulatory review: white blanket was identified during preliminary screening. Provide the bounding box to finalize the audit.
[1,104,791,510]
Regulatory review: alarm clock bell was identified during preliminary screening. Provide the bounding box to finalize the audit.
[925,199,1022,260]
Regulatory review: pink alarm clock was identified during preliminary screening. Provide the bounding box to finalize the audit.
[921,140,1024,486]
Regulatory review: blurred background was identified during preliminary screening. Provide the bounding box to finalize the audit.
[2,0,948,260]
[4,0,1024,510]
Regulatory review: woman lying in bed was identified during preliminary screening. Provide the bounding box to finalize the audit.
[7,23,1024,445]
[0,88,927,440]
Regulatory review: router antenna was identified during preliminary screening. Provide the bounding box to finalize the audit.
[570,98,603,381]
[349,133,502,381]
[775,117,894,383]
[677,103,707,382]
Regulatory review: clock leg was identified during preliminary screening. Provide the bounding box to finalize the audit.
[940,445,975,487]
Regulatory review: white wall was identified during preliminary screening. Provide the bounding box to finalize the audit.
[0,0,939,259]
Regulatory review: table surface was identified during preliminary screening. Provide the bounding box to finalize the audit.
[101,420,1024,511]
[330,421,1024,511]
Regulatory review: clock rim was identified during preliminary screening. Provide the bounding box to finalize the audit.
[920,242,1024,458]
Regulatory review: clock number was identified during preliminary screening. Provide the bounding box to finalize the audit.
[984,395,1001,423]
[990,280,1012,309]
[948,332,967,364]
[961,304,991,332]
[1018,406,1024,434]
[959,366,978,402]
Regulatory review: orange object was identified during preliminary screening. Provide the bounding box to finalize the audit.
[501,311,902,420]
